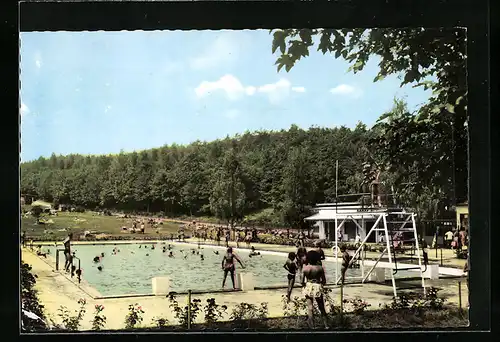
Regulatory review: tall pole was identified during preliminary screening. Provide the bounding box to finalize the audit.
[335,160,339,200]
[335,216,338,285]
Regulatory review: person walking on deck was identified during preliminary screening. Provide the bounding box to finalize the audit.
[301,250,329,329]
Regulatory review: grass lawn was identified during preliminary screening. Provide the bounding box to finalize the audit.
[21,211,183,241]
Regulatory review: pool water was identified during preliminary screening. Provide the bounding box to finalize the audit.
[43,243,416,296]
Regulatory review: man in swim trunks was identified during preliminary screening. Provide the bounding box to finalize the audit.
[63,233,73,272]
[301,250,329,329]
[283,252,298,302]
[222,247,245,289]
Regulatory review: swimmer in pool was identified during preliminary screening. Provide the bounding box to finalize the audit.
[168,251,174,258]
[167,244,172,250]
[101,252,105,257]
[249,246,260,257]
[213,250,219,255]
[151,245,155,250]
[93,256,100,263]
[97,266,103,271]
[222,247,245,290]
[146,253,149,256]
[192,250,196,255]
[200,254,204,260]
[139,245,142,249]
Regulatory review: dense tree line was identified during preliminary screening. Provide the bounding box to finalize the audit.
[21,124,373,227]
[21,101,464,229]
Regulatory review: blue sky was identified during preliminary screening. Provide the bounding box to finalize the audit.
[20,30,432,162]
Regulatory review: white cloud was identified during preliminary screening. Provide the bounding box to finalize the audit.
[245,86,256,96]
[194,74,254,101]
[190,35,236,70]
[292,86,306,93]
[195,75,306,104]
[35,52,42,69]
[330,84,362,98]
[20,102,30,117]
[257,79,292,104]
[104,105,112,113]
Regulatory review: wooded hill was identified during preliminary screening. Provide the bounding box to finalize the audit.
[21,99,466,229]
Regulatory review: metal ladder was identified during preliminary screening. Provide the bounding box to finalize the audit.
[387,215,427,275]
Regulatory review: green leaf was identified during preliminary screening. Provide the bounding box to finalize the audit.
[335,50,341,59]
[431,105,442,114]
[373,74,386,82]
[445,103,455,114]
[272,30,286,54]
[377,112,392,122]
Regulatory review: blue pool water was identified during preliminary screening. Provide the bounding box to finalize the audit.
[42,243,415,296]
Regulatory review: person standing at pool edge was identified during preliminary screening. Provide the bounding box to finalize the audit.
[283,252,298,302]
[222,247,245,289]
[63,233,73,272]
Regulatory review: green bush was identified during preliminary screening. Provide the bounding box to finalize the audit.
[21,262,47,331]
[56,298,87,331]
[167,292,202,328]
[124,303,145,329]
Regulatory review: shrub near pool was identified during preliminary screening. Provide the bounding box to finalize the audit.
[37,286,467,332]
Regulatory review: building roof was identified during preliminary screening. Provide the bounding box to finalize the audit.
[305,203,411,221]
[304,210,382,221]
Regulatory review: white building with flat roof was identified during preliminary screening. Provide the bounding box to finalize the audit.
[305,202,396,243]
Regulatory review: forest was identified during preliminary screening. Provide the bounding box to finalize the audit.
[20,98,466,230]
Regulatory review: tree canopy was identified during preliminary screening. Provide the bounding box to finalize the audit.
[272,28,468,205]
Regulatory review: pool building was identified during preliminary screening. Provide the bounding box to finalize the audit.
[305,202,389,243]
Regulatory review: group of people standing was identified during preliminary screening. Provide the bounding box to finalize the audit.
[281,241,354,329]
[194,226,257,248]
[444,227,468,250]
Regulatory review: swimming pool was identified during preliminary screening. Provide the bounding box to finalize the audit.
[43,243,417,296]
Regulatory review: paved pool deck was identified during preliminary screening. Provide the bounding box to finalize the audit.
[21,246,469,331]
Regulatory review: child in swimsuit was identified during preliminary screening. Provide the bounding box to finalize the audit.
[340,245,351,284]
[283,252,297,301]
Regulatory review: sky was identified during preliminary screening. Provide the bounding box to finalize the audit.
[20,30,432,162]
